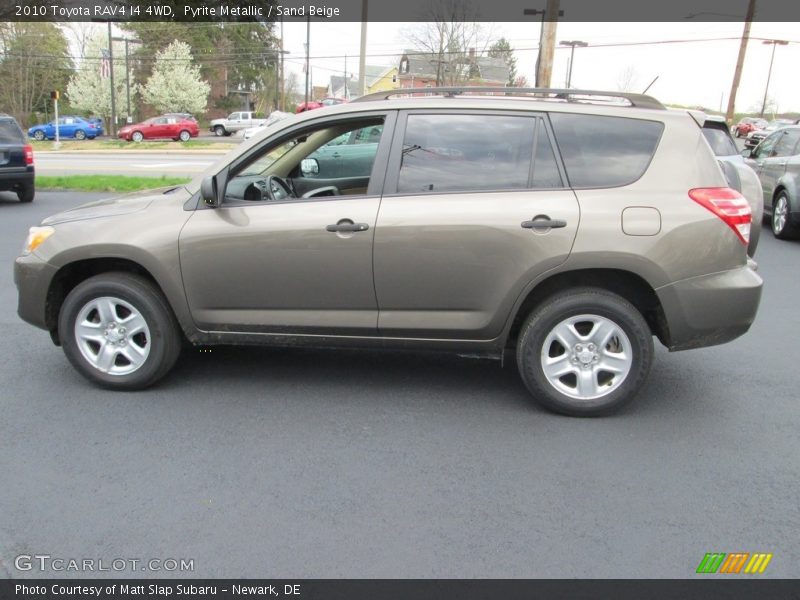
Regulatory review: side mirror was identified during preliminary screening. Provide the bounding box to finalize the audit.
[741,148,753,159]
[301,158,320,176]
[200,176,220,208]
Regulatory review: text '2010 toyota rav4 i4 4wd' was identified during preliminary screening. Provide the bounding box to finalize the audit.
[15,88,763,416]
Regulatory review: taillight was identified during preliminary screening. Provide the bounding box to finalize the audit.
[689,187,751,245]
[23,144,34,165]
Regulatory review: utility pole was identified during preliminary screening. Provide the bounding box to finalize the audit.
[358,0,368,97]
[725,0,756,126]
[538,0,561,88]
[107,21,117,137]
[112,36,142,123]
[523,3,564,87]
[279,17,285,111]
[304,15,310,107]
[760,39,788,118]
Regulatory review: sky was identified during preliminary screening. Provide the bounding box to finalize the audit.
[279,21,800,114]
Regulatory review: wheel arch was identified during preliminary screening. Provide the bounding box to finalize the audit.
[45,257,185,345]
[504,268,670,351]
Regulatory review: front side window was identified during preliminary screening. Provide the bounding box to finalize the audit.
[773,130,800,157]
[754,132,781,159]
[224,117,386,203]
[397,114,536,194]
[549,113,664,188]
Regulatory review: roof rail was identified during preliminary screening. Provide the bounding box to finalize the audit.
[352,87,665,110]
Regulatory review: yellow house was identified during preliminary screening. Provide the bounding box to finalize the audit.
[365,66,399,94]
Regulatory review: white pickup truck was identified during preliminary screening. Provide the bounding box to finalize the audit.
[209,111,266,137]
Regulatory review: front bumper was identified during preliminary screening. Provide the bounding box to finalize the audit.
[656,265,763,351]
[14,253,58,332]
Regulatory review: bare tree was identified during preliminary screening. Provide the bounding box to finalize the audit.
[616,65,640,92]
[63,23,102,60]
[404,0,491,86]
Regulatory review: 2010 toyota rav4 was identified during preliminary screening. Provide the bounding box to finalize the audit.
[14,88,763,416]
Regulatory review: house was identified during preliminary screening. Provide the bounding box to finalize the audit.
[327,65,400,99]
[397,49,509,88]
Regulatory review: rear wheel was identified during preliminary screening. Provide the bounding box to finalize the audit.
[74,129,86,140]
[516,288,653,417]
[58,273,182,390]
[17,183,34,203]
[771,192,798,240]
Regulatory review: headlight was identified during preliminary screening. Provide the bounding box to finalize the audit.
[22,226,54,255]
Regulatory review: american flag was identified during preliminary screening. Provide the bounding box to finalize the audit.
[100,49,111,79]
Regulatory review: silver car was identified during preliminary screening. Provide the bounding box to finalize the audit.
[743,124,800,239]
[15,87,762,416]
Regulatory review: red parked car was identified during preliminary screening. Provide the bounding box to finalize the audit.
[118,115,199,142]
[295,97,347,113]
[733,117,767,138]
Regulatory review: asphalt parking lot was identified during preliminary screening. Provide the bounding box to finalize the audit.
[1,191,798,578]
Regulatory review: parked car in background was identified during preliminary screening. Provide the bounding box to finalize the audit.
[745,119,794,148]
[15,87,762,417]
[0,113,35,202]
[702,115,762,256]
[87,117,105,135]
[118,115,199,142]
[733,117,767,138]
[209,111,265,137]
[28,116,102,141]
[742,124,800,240]
[295,97,347,113]
[240,111,292,140]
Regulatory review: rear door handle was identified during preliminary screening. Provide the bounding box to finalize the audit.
[326,222,369,233]
[521,216,567,229]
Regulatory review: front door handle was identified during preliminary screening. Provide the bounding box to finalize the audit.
[521,216,567,230]
[326,221,369,233]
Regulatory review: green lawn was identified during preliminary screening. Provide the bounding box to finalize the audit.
[37,175,191,193]
[30,139,233,151]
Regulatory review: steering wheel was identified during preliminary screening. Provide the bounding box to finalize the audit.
[262,175,294,201]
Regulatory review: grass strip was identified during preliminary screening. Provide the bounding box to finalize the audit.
[37,175,191,193]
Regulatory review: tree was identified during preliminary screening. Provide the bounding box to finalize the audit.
[488,37,517,87]
[142,41,210,114]
[66,33,136,121]
[405,0,490,86]
[616,65,640,92]
[0,23,72,126]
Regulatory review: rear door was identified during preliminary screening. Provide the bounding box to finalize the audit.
[373,110,579,340]
[0,120,26,169]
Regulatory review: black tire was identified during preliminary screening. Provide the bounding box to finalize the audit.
[33,130,45,141]
[58,272,182,390]
[17,183,34,203]
[214,125,226,137]
[516,288,654,417]
[74,129,86,140]
[771,192,798,240]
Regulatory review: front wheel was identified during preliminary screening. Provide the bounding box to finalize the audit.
[33,130,45,141]
[58,273,182,390]
[213,125,226,137]
[771,192,798,240]
[516,288,653,417]
[178,129,191,142]
[131,131,144,143]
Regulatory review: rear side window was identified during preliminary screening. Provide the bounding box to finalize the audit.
[702,126,738,157]
[397,114,535,194]
[549,113,663,188]
[0,120,23,143]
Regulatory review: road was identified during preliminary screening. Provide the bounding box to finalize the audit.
[0,192,798,579]
[35,151,224,177]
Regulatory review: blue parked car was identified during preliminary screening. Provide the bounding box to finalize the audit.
[28,116,102,141]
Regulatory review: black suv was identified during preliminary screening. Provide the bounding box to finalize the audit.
[0,114,35,203]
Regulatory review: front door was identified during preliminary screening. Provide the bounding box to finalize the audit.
[179,112,394,336]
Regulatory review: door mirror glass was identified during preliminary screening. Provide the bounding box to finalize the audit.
[741,148,752,158]
[200,176,219,207]
[300,158,320,176]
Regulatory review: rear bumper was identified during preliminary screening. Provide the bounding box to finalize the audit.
[656,265,763,351]
[0,167,34,190]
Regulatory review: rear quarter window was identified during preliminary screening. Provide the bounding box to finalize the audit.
[549,113,664,188]
[0,120,23,143]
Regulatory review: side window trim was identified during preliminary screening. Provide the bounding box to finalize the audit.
[383,108,564,197]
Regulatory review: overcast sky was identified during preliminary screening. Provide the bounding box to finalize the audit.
[280,21,800,113]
